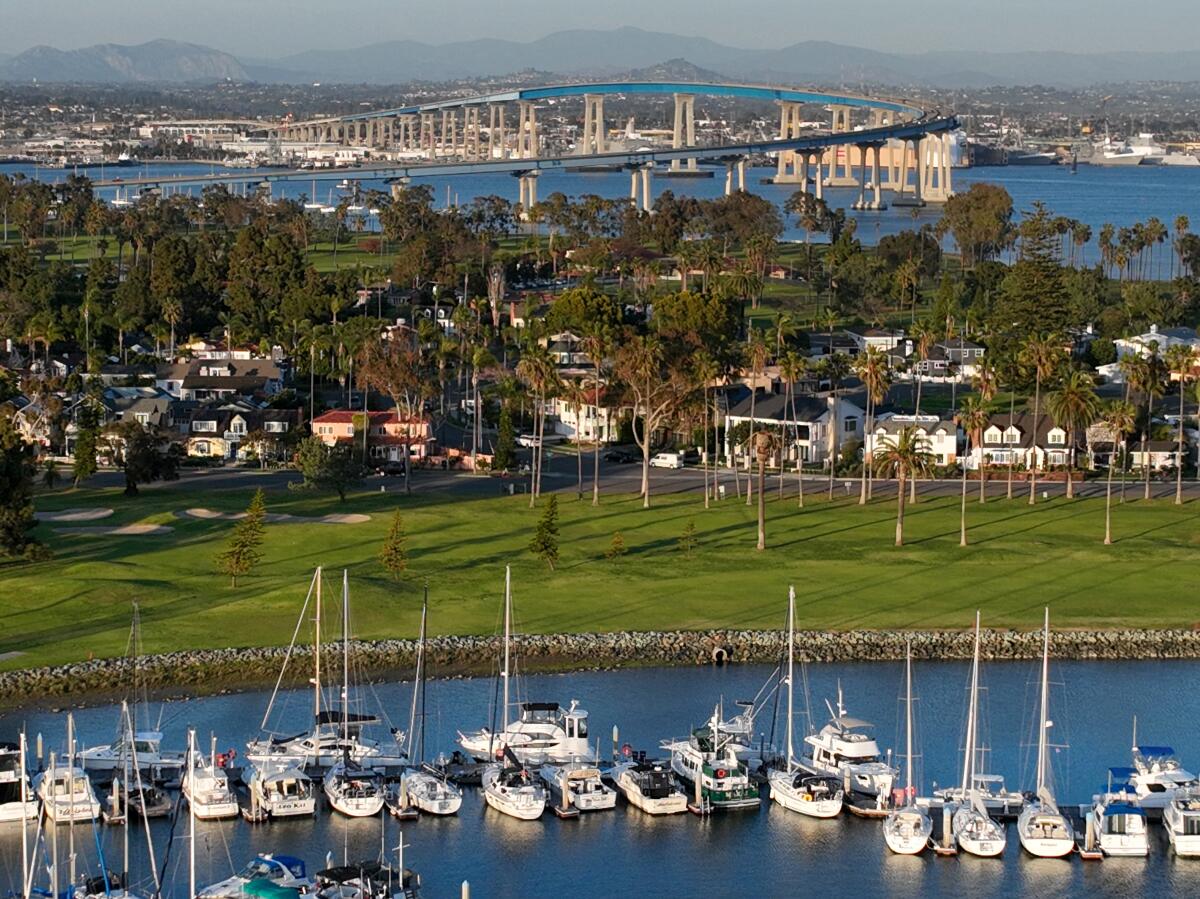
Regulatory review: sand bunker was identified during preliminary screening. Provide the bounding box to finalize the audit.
[181,508,370,525]
[36,508,115,522]
[54,524,174,536]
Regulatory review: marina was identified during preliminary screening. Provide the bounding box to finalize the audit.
[3,649,1200,895]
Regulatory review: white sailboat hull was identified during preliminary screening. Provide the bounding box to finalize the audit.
[401,771,462,816]
[1017,805,1074,858]
[481,765,545,820]
[883,809,933,855]
[325,791,384,817]
[953,807,1007,857]
[768,771,842,818]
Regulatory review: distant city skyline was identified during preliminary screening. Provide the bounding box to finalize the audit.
[0,0,1195,58]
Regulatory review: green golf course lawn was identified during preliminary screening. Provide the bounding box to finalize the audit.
[3,480,1198,671]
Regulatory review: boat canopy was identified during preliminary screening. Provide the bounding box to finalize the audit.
[317,862,387,884]
[315,710,380,727]
[1109,766,1138,780]
[1099,783,1137,795]
[131,730,164,742]
[254,855,306,878]
[1136,745,1176,758]
[1104,802,1145,817]
[832,717,873,729]
[520,702,560,712]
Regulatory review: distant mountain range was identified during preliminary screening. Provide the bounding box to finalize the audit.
[1,29,1197,87]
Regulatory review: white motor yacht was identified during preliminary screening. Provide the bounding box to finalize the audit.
[769,588,843,819]
[1088,771,1150,857]
[884,642,931,855]
[80,730,185,777]
[1129,736,1198,811]
[612,762,688,815]
[324,758,386,818]
[800,686,897,797]
[0,740,38,823]
[538,763,617,813]
[481,758,546,820]
[1016,609,1074,858]
[246,763,316,818]
[34,762,100,823]
[197,855,313,898]
[949,612,1007,858]
[182,745,240,820]
[664,707,761,811]
[1163,789,1200,857]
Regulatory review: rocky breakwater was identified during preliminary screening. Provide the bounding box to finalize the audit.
[4,628,1200,705]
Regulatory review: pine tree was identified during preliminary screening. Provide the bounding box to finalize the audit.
[72,405,99,486]
[216,488,267,587]
[605,531,626,560]
[379,509,408,581]
[529,494,560,570]
[679,520,697,558]
[494,405,516,472]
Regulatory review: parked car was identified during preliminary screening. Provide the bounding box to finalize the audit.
[375,461,406,476]
[516,433,540,448]
[649,452,684,470]
[680,448,700,465]
[603,449,637,464]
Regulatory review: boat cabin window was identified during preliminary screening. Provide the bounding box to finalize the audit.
[577,718,588,739]
[1146,783,1167,793]
[134,741,156,754]
[1186,816,1200,836]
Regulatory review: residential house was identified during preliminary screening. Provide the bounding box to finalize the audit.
[964,412,1084,471]
[1113,324,1200,361]
[865,414,960,467]
[186,406,304,461]
[311,409,435,462]
[548,387,623,443]
[805,330,861,360]
[847,327,906,352]
[543,331,594,374]
[96,363,155,386]
[155,358,283,402]
[722,390,864,467]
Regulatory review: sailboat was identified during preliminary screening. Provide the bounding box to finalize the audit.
[458,567,593,764]
[396,589,462,816]
[883,641,932,854]
[80,605,185,778]
[247,568,404,772]
[768,587,843,818]
[950,612,1007,857]
[323,571,386,818]
[481,747,547,820]
[1016,608,1075,858]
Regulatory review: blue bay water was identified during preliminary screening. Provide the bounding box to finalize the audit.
[2,658,1199,897]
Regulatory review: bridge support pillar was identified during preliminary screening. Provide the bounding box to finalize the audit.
[580,94,606,155]
[871,145,886,209]
[517,172,539,218]
[669,93,697,173]
[463,107,482,161]
[773,101,806,182]
[628,165,653,212]
[918,133,953,202]
[420,113,435,158]
[517,102,539,159]
[824,105,858,186]
[488,104,507,159]
[723,158,747,196]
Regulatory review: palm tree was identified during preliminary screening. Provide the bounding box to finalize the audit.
[822,353,852,500]
[694,352,721,509]
[516,343,557,507]
[1164,344,1197,505]
[1101,400,1137,545]
[1128,342,1165,501]
[907,320,937,503]
[469,345,496,469]
[1174,215,1190,279]
[1020,335,1064,504]
[873,426,934,547]
[160,296,183,360]
[958,395,990,504]
[562,376,592,500]
[854,346,891,504]
[743,331,769,507]
[579,326,610,506]
[1045,370,1100,499]
[752,429,779,550]
[779,350,808,507]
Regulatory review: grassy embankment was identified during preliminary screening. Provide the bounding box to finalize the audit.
[3,479,1198,672]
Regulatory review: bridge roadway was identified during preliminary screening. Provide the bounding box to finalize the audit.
[89,115,957,191]
[276,80,925,128]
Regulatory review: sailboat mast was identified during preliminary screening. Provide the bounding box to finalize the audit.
[342,570,350,743]
[1036,607,1050,795]
[188,730,196,899]
[905,640,913,794]
[67,713,76,887]
[406,593,427,763]
[502,566,511,729]
[19,732,28,899]
[961,612,981,794]
[785,587,795,770]
[314,567,323,721]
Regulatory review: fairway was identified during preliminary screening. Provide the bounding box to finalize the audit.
[3,479,1200,671]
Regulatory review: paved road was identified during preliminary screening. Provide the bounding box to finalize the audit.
[80,450,1200,504]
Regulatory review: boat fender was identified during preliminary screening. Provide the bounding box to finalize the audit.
[715,769,727,779]
[621,744,633,757]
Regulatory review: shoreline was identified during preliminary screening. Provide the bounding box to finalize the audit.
[3,627,1200,711]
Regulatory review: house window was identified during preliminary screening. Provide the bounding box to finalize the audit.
[135,412,149,425]
[194,421,216,433]
[843,418,857,434]
[265,421,287,433]
[1003,428,1020,445]
[195,441,210,454]
[1047,431,1065,445]
[230,420,246,436]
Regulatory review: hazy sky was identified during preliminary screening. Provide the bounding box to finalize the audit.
[0,0,1194,57]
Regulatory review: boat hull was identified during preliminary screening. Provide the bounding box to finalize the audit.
[325,788,384,818]
[187,798,240,820]
[768,773,842,818]
[1018,834,1074,858]
[616,783,688,815]
[1166,828,1200,857]
[402,772,462,816]
[0,800,39,822]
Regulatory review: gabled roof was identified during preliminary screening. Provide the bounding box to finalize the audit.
[727,391,833,423]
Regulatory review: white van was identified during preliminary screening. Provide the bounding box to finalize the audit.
[649,452,684,469]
